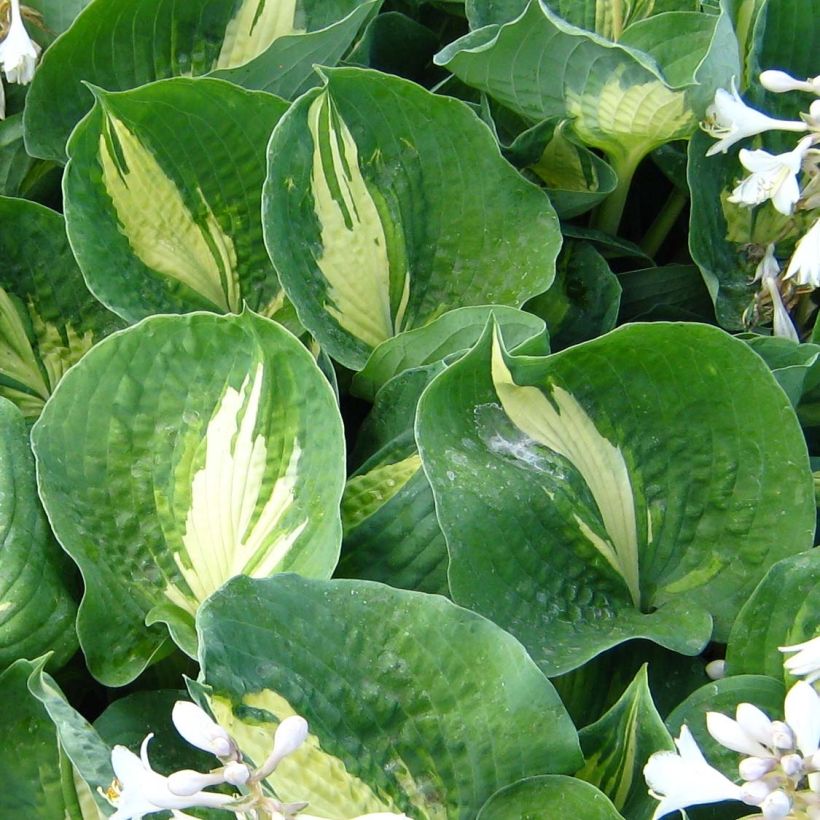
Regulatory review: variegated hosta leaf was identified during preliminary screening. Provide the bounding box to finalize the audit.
[263,66,561,370]
[340,308,548,594]
[0,399,77,671]
[477,775,624,819]
[437,1,737,168]
[727,551,820,682]
[32,312,345,685]
[64,79,288,324]
[24,0,377,163]
[199,574,583,819]
[576,665,674,820]
[416,321,814,676]
[0,196,121,419]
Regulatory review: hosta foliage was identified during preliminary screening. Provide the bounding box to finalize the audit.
[32,311,344,684]
[417,321,814,675]
[263,67,561,368]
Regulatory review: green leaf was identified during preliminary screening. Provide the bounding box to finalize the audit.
[25,0,93,38]
[416,321,814,675]
[576,665,674,820]
[263,66,561,369]
[199,574,583,819]
[0,399,77,670]
[525,240,621,349]
[210,1,382,99]
[24,0,378,162]
[0,115,38,197]
[63,79,288,324]
[351,305,547,401]
[477,775,624,819]
[743,336,820,408]
[0,659,67,818]
[32,312,345,685]
[726,551,820,681]
[617,264,715,324]
[27,660,114,816]
[340,387,448,595]
[437,2,737,168]
[665,675,785,779]
[500,117,619,219]
[0,196,121,419]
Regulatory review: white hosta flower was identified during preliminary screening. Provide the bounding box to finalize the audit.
[707,710,773,757]
[728,136,814,215]
[706,659,727,680]
[107,735,236,820]
[784,217,820,289]
[781,635,820,684]
[784,680,820,758]
[704,78,809,156]
[172,700,235,758]
[760,272,800,342]
[643,725,745,819]
[760,69,820,96]
[0,0,41,84]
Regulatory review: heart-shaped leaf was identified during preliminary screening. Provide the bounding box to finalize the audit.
[198,573,583,819]
[263,66,561,369]
[416,321,814,675]
[64,79,288,323]
[32,311,344,684]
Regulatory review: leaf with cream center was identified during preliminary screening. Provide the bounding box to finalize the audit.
[32,311,344,685]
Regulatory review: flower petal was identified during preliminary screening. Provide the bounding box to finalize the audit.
[172,701,233,757]
[784,681,820,756]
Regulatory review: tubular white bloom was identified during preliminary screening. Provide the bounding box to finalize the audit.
[760,70,820,96]
[0,0,40,84]
[172,701,234,758]
[753,244,781,283]
[108,735,236,820]
[780,635,820,683]
[728,136,814,215]
[704,78,809,156]
[760,275,800,342]
[254,715,309,780]
[784,218,820,289]
[643,725,745,819]
[707,711,772,757]
[784,681,820,757]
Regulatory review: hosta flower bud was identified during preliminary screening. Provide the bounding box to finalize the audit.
[166,768,226,796]
[770,721,796,751]
[760,789,791,818]
[780,753,803,777]
[739,756,776,781]
[172,701,234,758]
[223,761,250,786]
[740,778,774,805]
